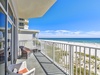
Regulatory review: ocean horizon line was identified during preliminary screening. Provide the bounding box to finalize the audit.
[39,38,100,43]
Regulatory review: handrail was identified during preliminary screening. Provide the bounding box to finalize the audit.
[40,40,100,50]
[18,39,100,75]
[39,40,100,75]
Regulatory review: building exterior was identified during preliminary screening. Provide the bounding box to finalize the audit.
[19,18,29,29]
[18,18,39,48]
[0,0,56,75]
[0,1,99,75]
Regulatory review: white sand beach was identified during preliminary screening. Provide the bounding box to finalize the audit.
[45,40,100,57]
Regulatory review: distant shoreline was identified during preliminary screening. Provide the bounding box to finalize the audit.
[39,38,100,44]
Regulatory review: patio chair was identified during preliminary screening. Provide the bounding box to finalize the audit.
[19,46,32,59]
[0,48,11,62]
[8,61,35,75]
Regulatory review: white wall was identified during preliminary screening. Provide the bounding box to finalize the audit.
[19,34,34,49]
[19,34,32,40]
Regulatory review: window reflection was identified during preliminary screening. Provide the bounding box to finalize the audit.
[0,31,3,48]
[8,4,13,20]
[0,8,5,28]
[8,22,12,62]
[0,7,5,64]
[0,0,6,10]
[14,17,16,24]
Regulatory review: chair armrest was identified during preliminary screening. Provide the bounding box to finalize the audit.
[24,68,35,75]
[18,61,27,71]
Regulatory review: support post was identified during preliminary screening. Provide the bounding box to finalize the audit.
[69,45,73,75]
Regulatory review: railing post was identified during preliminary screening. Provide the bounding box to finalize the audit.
[84,47,86,75]
[69,45,73,75]
[52,43,55,61]
[66,44,68,73]
[75,46,78,75]
[44,41,47,55]
[95,49,97,75]
[41,41,44,53]
[40,41,43,52]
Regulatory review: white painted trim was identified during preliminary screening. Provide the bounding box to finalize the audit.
[0,2,7,15]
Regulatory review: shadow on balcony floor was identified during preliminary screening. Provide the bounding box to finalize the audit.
[34,52,67,75]
[17,51,67,75]
[17,52,46,75]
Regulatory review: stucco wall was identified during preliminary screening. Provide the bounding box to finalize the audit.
[18,34,34,49]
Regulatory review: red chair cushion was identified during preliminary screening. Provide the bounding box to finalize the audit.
[18,68,28,74]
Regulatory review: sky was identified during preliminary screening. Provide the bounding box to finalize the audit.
[29,0,100,38]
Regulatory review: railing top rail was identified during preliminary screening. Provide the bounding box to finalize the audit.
[19,39,39,42]
[40,40,100,50]
[0,39,4,42]
[19,40,33,42]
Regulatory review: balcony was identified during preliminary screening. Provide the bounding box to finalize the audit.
[17,39,100,75]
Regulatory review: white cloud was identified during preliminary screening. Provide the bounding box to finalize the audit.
[55,30,70,33]
[44,30,54,33]
[38,30,100,38]
[73,31,81,34]
[86,31,100,35]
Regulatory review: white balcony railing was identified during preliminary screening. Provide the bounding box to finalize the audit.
[39,40,100,75]
[19,39,100,75]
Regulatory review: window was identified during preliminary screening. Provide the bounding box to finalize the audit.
[19,18,24,21]
[0,1,18,75]
[0,8,6,28]
[0,8,5,73]
[0,7,5,50]
[0,0,6,10]
[8,22,12,63]
[19,22,24,26]
[8,4,13,20]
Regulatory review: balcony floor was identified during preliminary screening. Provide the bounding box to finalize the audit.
[17,52,46,75]
[17,51,67,75]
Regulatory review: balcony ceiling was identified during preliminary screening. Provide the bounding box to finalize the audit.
[14,0,56,18]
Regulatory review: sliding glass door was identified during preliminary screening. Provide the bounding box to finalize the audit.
[0,0,18,75]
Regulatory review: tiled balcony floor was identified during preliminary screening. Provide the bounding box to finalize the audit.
[34,52,67,75]
[17,52,46,75]
[17,51,67,75]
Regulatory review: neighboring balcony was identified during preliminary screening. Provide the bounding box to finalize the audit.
[19,18,29,23]
[18,39,100,75]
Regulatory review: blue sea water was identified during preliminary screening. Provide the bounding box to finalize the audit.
[39,38,100,43]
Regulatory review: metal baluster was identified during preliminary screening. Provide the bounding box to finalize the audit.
[84,47,86,75]
[69,45,73,75]
[40,41,42,52]
[64,44,66,71]
[44,42,47,55]
[66,44,68,73]
[59,43,61,64]
[61,43,63,68]
[43,42,45,54]
[76,46,78,75]
[53,43,55,61]
[89,48,91,75]
[95,49,97,75]
[72,45,74,75]
[79,46,81,75]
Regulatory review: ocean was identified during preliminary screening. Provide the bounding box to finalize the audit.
[39,38,100,43]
